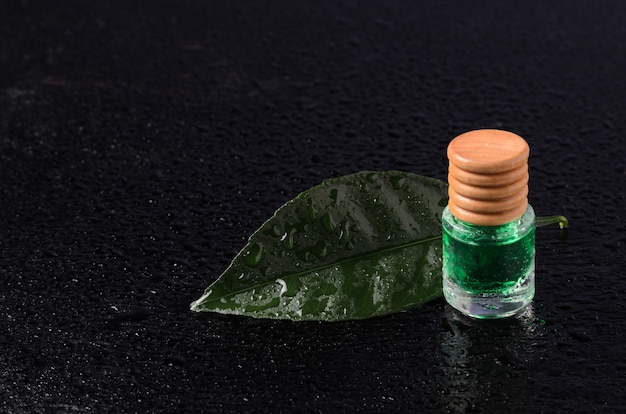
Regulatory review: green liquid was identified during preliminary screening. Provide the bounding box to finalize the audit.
[444,221,535,293]
[442,206,535,318]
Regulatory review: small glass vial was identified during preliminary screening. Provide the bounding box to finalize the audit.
[442,129,535,319]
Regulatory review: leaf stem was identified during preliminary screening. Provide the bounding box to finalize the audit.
[535,215,569,229]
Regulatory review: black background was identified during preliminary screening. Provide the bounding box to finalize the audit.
[1,1,625,412]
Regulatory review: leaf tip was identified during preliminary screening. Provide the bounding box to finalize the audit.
[189,289,212,312]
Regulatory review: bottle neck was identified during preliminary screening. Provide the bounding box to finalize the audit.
[443,204,535,243]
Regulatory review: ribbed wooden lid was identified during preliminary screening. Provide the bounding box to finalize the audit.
[447,129,529,226]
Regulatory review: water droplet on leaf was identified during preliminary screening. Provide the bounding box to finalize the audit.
[243,242,265,267]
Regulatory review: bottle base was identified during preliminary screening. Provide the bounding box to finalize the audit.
[443,271,535,319]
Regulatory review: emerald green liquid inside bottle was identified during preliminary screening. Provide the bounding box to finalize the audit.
[442,205,535,318]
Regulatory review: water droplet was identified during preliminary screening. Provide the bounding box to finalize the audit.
[281,224,297,249]
[390,176,405,189]
[276,278,287,297]
[329,188,338,206]
[338,220,350,240]
[264,225,283,237]
[311,240,329,259]
[320,212,336,232]
[243,242,265,267]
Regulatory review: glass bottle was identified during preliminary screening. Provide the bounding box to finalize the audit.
[442,129,535,319]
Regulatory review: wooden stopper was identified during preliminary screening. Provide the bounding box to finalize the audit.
[447,129,530,226]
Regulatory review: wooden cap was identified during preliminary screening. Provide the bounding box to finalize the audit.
[447,129,530,226]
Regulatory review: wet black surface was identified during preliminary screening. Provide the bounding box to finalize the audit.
[1,0,625,412]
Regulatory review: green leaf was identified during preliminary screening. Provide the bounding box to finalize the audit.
[190,171,449,321]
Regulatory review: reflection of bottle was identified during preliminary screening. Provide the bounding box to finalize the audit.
[442,130,535,318]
